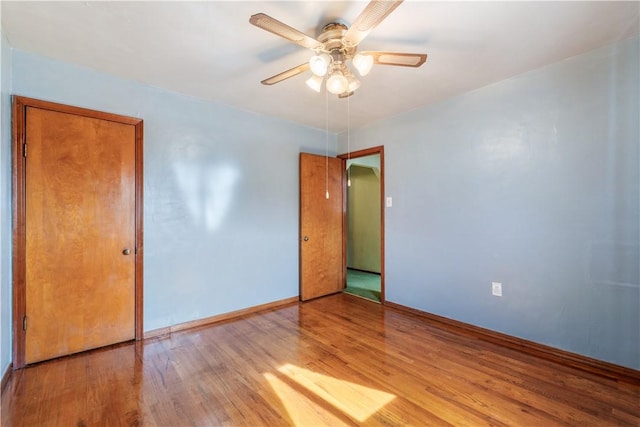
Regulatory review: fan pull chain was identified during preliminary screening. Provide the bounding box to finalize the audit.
[347,93,351,187]
[325,86,330,199]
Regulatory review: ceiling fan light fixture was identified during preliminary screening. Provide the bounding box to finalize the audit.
[250,2,428,97]
[309,53,330,76]
[347,74,361,92]
[305,74,324,92]
[352,53,374,76]
[326,71,349,95]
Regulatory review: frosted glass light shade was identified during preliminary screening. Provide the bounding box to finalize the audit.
[309,54,330,76]
[326,72,349,94]
[347,75,361,92]
[352,53,373,76]
[305,75,323,92]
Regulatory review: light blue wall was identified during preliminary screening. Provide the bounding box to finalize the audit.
[10,49,335,333]
[3,36,638,372]
[1,28,13,374]
[340,36,639,369]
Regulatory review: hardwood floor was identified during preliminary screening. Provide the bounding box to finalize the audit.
[2,293,639,426]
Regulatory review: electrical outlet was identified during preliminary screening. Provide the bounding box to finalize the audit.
[492,282,502,297]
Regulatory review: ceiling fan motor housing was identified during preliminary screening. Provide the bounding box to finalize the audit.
[319,23,356,57]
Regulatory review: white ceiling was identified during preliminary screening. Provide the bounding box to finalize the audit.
[2,1,638,132]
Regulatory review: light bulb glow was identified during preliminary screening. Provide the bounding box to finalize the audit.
[326,72,348,94]
[305,75,323,92]
[352,53,373,76]
[309,54,330,76]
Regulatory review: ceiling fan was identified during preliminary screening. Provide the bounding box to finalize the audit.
[250,0,427,98]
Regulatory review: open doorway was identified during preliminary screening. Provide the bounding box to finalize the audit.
[339,147,384,303]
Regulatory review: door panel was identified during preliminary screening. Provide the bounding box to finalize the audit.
[24,106,136,364]
[299,153,344,301]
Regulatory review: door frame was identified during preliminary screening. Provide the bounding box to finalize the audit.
[338,145,385,303]
[12,96,144,369]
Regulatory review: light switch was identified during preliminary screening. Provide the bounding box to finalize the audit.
[492,282,502,297]
[386,197,393,208]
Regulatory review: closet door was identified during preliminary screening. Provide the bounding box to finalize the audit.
[13,97,144,367]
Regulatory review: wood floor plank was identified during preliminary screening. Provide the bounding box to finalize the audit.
[2,293,638,426]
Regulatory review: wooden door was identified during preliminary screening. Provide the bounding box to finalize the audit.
[13,97,143,367]
[299,153,344,301]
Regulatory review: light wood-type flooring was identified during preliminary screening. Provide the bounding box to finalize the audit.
[2,293,639,426]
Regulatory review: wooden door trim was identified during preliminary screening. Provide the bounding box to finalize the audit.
[11,96,144,369]
[338,146,385,303]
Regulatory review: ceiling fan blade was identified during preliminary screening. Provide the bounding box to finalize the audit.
[343,0,404,47]
[250,13,323,50]
[261,63,311,85]
[361,51,428,67]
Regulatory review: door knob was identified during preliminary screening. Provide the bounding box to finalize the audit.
[303,236,309,241]
[122,248,131,255]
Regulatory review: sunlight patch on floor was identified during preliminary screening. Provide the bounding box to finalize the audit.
[264,373,349,426]
[264,364,396,425]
